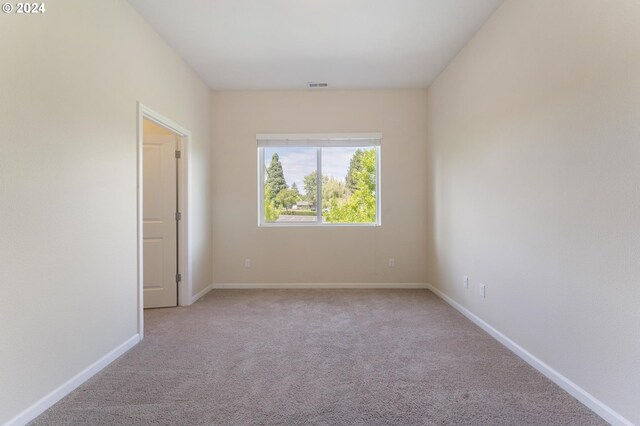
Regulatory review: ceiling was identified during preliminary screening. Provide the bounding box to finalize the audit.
[128,0,504,90]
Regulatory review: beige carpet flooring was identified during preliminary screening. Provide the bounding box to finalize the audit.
[32,289,605,425]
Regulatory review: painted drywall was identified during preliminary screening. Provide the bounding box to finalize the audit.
[0,1,212,423]
[426,0,640,423]
[210,90,429,284]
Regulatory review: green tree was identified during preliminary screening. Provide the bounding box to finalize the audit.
[275,188,300,211]
[345,149,366,194]
[322,177,346,209]
[304,171,332,208]
[264,186,280,222]
[303,171,318,205]
[266,153,288,205]
[324,149,376,223]
[291,181,300,195]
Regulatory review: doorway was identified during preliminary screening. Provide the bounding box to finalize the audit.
[142,118,180,308]
[137,103,192,338]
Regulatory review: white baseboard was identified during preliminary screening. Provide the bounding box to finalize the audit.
[212,282,429,289]
[6,334,140,426]
[190,283,214,304]
[425,284,632,426]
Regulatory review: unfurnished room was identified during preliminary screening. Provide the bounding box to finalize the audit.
[1,0,639,425]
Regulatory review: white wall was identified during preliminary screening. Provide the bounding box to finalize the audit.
[0,1,212,423]
[426,0,640,423]
[211,90,429,284]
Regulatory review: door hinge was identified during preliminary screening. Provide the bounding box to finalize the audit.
[176,211,182,221]
[175,150,181,159]
[176,273,182,283]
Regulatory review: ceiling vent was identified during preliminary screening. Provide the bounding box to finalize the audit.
[307,82,328,88]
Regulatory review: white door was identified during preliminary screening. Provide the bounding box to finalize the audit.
[143,134,179,308]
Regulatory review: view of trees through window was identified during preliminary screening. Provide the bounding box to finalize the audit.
[262,146,378,224]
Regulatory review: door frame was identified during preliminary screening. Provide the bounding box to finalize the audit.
[137,102,192,339]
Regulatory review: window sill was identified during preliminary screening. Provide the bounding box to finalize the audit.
[259,222,380,228]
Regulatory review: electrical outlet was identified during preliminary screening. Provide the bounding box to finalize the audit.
[463,276,469,288]
[479,283,485,298]
[244,259,251,268]
[388,258,395,267]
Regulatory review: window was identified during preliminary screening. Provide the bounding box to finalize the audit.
[258,133,381,226]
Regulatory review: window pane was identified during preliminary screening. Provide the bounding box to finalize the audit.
[321,147,377,224]
[263,147,317,223]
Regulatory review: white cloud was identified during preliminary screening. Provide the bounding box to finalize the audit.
[322,147,357,180]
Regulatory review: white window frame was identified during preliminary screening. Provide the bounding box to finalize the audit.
[257,133,382,227]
